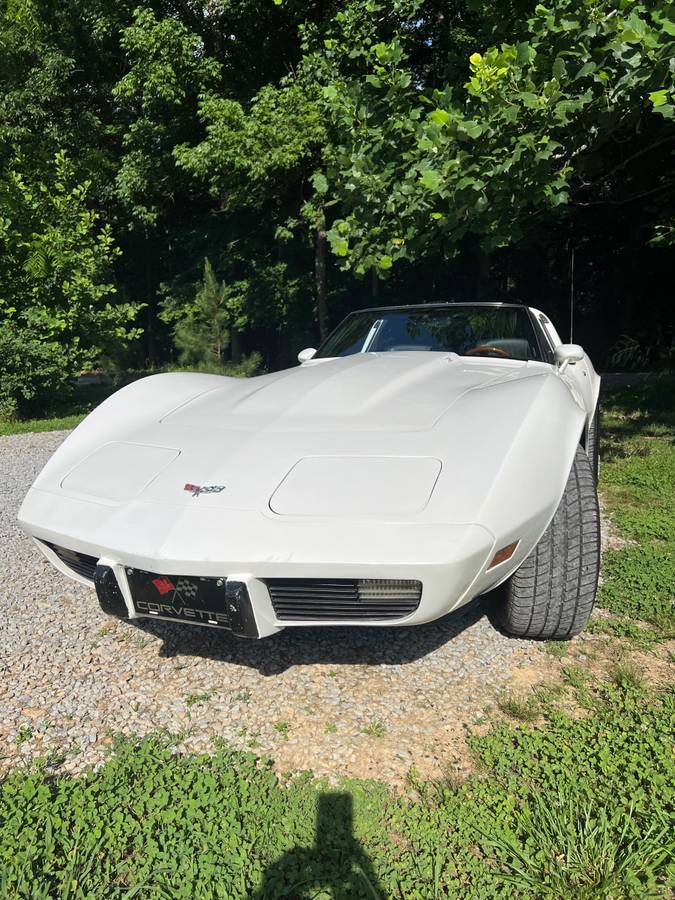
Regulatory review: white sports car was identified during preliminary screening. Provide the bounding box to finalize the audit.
[19,303,600,641]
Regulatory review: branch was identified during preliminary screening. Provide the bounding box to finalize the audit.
[574,181,675,207]
[580,135,675,189]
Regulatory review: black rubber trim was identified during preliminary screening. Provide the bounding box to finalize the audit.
[46,542,98,582]
[225,580,259,638]
[94,564,129,619]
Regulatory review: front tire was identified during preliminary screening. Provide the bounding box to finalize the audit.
[586,404,600,483]
[500,445,600,640]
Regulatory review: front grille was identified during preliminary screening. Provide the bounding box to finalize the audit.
[265,578,422,621]
[46,543,98,582]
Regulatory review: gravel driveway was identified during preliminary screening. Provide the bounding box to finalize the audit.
[1,432,547,784]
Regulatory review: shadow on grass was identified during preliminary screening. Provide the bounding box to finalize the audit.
[600,375,675,434]
[249,793,384,899]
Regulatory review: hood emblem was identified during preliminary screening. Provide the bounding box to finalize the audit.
[184,483,226,497]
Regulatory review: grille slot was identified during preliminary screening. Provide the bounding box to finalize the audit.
[46,543,98,583]
[265,578,421,621]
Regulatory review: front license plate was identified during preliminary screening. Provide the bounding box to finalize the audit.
[126,570,230,628]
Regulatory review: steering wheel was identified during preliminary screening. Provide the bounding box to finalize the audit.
[465,345,510,358]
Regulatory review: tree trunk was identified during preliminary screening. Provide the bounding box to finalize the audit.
[145,231,157,367]
[315,215,329,340]
[372,268,379,299]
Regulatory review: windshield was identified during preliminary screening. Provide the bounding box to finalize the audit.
[316,306,542,361]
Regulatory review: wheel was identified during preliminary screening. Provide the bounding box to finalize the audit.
[586,404,600,483]
[500,444,600,640]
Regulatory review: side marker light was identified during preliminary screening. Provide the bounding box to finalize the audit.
[488,541,520,570]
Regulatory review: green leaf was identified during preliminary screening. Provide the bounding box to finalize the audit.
[520,92,540,108]
[419,169,442,191]
[429,109,450,126]
[575,61,596,79]
[460,120,483,138]
[649,89,669,108]
[378,255,393,270]
[322,85,338,101]
[552,57,566,80]
[311,172,328,194]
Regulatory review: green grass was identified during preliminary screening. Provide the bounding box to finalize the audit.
[0,383,114,435]
[0,413,88,436]
[497,694,540,722]
[598,375,675,639]
[0,379,673,897]
[0,685,672,898]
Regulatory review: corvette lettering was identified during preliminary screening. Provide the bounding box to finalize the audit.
[135,599,228,625]
[183,483,226,497]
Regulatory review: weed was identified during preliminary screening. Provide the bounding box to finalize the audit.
[484,787,671,898]
[184,692,212,707]
[326,670,338,678]
[14,726,33,746]
[235,690,251,702]
[274,721,290,739]
[497,694,539,722]
[611,661,645,692]
[325,723,338,734]
[361,721,386,737]
[562,666,588,689]
[544,640,569,658]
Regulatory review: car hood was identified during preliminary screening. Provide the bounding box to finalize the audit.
[160,352,535,434]
[26,353,581,534]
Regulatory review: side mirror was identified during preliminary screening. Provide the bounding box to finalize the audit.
[555,343,584,373]
[297,347,317,364]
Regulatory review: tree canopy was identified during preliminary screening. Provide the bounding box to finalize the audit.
[1,0,673,414]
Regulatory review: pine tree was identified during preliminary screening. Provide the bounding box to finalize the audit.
[173,258,230,368]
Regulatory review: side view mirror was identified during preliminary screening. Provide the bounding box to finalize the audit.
[297,347,317,364]
[555,343,584,373]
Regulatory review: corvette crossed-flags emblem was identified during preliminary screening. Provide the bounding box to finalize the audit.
[151,576,198,601]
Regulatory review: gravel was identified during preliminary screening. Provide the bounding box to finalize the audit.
[1,431,549,785]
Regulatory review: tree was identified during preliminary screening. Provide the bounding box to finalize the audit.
[160,257,231,368]
[0,151,140,416]
[321,0,675,272]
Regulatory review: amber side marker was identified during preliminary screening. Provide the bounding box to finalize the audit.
[488,540,520,570]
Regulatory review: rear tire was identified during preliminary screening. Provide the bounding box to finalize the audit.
[500,445,600,640]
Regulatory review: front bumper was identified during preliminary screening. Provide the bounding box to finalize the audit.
[21,487,497,639]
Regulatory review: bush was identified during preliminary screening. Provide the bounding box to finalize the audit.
[0,323,74,421]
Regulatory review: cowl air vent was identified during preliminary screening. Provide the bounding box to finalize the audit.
[265,578,422,621]
[46,543,98,583]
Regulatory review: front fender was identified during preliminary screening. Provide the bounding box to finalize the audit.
[27,373,226,492]
[432,370,586,554]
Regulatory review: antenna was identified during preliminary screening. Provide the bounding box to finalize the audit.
[569,245,575,343]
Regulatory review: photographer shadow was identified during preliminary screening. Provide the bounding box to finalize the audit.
[250,793,384,899]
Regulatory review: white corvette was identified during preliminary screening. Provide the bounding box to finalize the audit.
[19,303,601,641]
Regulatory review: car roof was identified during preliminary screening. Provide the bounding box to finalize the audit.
[351,302,527,315]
